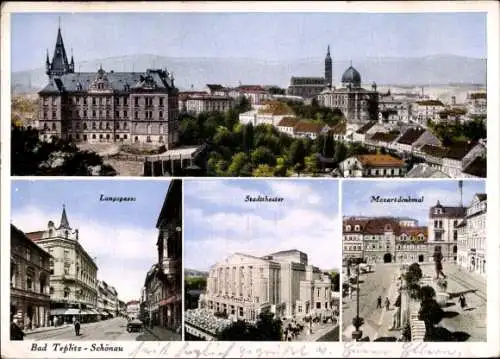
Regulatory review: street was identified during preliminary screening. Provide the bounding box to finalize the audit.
[25,317,158,341]
[342,262,487,342]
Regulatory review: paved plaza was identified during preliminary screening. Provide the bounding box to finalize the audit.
[342,262,486,342]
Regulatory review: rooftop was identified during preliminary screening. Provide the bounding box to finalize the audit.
[277,117,299,127]
[355,121,377,134]
[357,154,405,168]
[368,131,400,143]
[416,99,445,107]
[397,128,426,145]
[294,121,326,133]
[462,156,486,178]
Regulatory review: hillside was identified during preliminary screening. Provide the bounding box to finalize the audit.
[12,54,486,94]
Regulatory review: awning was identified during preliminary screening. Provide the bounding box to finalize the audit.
[49,309,67,316]
[159,294,182,306]
[65,309,80,316]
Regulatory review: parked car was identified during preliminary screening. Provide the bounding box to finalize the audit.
[126,319,143,333]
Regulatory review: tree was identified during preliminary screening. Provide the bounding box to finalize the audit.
[252,164,275,177]
[267,86,286,95]
[11,124,116,176]
[329,271,340,292]
[254,312,282,341]
[289,139,306,171]
[227,152,252,176]
[251,146,277,166]
[333,142,348,164]
[242,123,254,153]
[304,155,319,175]
[274,156,289,177]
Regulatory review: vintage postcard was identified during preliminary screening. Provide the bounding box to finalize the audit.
[1,1,499,359]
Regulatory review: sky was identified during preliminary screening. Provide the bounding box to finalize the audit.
[343,180,486,226]
[10,12,486,72]
[11,179,171,303]
[184,179,341,272]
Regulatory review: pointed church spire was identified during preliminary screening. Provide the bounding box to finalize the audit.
[46,49,50,64]
[47,19,70,77]
[59,204,71,229]
[327,45,331,57]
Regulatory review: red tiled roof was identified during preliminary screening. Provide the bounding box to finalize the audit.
[363,218,401,235]
[25,231,45,242]
[294,121,326,133]
[277,117,299,127]
[343,218,369,233]
[357,154,405,168]
[398,226,428,238]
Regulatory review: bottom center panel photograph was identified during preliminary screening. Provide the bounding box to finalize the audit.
[183,179,341,342]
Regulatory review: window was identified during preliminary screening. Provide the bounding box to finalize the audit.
[64,287,70,298]
[135,111,139,120]
[159,111,163,118]
[50,287,54,295]
[159,98,164,106]
[26,269,34,291]
[52,111,56,119]
[26,248,31,260]
[316,302,321,309]
[135,98,139,106]
[92,110,96,118]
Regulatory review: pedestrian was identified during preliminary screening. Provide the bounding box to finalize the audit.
[376,295,382,309]
[10,317,25,341]
[74,319,81,336]
[394,293,401,308]
[459,294,467,310]
[384,297,390,311]
[433,247,446,279]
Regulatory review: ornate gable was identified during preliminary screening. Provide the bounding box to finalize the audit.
[88,66,113,93]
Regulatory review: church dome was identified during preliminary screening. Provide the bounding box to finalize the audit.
[341,65,361,87]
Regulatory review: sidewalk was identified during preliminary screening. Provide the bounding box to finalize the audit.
[373,275,402,340]
[144,325,181,341]
[24,324,72,336]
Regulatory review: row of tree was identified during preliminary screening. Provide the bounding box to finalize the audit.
[427,118,486,146]
[177,98,374,177]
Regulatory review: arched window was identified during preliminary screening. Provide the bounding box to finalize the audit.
[83,123,88,130]
[346,225,351,231]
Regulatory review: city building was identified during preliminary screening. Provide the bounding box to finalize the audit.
[293,121,330,140]
[393,128,441,155]
[200,249,334,322]
[287,46,332,98]
[342,217,428,264]
[317,65,379,123]
[38,24,180,146]
[339,154,407,177]
[411,99,446,125]
[237,85,272,105]
[126,300,140,319]
[276,117,299,136]
[97,280,119,319]
[143,179,182,332]
[26,206,99,324]
[10,225,52,330]
[427,200,466,262]
[466,92,487,118]
[456,193,487,277]
[178,92,235,115]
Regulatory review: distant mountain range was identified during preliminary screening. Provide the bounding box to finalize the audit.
[184,268,209,278]
[11,54,486,94]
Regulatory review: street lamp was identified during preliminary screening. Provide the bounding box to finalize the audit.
[351,259,364,341]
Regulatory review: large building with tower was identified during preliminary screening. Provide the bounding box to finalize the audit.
[287,46,332,98]
[25,206,99,324]
[38,24,179,147]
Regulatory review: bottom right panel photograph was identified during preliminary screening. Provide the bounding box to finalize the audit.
[341,179,486,342]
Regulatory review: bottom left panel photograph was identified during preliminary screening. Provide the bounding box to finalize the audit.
[9,179,182,341]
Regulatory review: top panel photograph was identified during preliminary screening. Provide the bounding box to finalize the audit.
[10,12,486,177]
